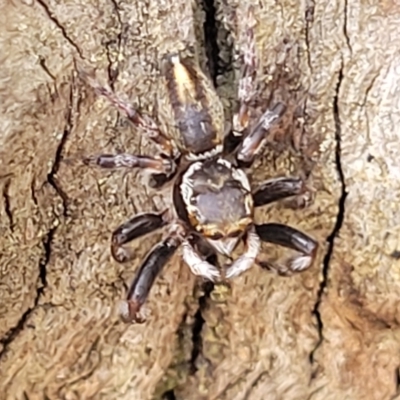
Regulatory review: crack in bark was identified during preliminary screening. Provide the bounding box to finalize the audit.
[38,56,56,81]
[161,390,177,400]
[35,0,84,59]
[0,227,56,361]
[200,0,221,86]
[47,83,75,217]
[390,250,400,260]
[105,0,124,89]
[2,178,13,231]
[391,366,400,398]
[343,0,352,53]
[309,61,347,366]
[304,0,315,72]
[158,274,215,398]
[189,281,214,374]
[242,371,269,400]
[153,306,191,400]
[0,80,77,362]
[30,180,39,207]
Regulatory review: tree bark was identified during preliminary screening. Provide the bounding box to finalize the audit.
[1,1,399,400]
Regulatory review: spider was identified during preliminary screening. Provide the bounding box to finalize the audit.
[82,17,318,323]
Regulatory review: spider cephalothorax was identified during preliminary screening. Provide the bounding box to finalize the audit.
[82,8,318,323]
[176,157,258,281]
[180,158,254,241]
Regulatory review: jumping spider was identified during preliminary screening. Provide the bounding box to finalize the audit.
[83,24,318,324]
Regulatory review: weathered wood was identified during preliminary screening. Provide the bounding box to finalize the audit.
[0,0,399,399]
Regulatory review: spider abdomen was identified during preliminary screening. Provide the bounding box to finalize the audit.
[162,54,225,160]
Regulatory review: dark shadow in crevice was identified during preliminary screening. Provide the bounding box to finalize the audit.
[189,279,215,374]
[309,62,347,367]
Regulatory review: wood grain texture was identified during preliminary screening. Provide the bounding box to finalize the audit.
[0,0,399,399]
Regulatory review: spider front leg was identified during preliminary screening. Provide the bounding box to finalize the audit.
[122,233,182,323]
[111,211,170,263]
[84,153,177,189]
[79,69,176,157]
[237,102,287,166]
[255,223,318,275]
[84,153,174,173]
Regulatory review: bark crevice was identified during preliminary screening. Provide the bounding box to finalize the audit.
[309,61,347,366]
[2,178,13,231]
[0,227,56,361]
[189,281,214,374]
[200,0,221,85]
[105,0,125,89]
[343,0,352,53]
[46,82,75,217]
[0,80,76,361]
[36,0,84,59]
[304,0,315,72]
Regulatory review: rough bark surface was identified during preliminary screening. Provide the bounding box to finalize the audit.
[0,1,399,400]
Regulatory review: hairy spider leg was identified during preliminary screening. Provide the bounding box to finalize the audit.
[223,6,258,154]
[237,102,287,166]
[79,68,175,156]
[255,223,318,275]
[123,235,180,323]
[84,153,175,175]
[233,5,258,136]
[80,69,179,187]
[111,211,169,263]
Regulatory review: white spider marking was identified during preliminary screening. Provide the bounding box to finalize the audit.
[216,158,231,169]
[232,114,244,135]
[207,237,239,257]
[118,300,149,323]
[237,106,284,162]
[237,135,256,161]
[260,108,281,130]
[225,227,260,279]
[186,144,223,161]
[238,76,254,102]
[180,161,202,207]
[182,241,221,281]
[231,167,252,192]
[289,255,313,272]
[170,54,180,64]
[216,159,251,192]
